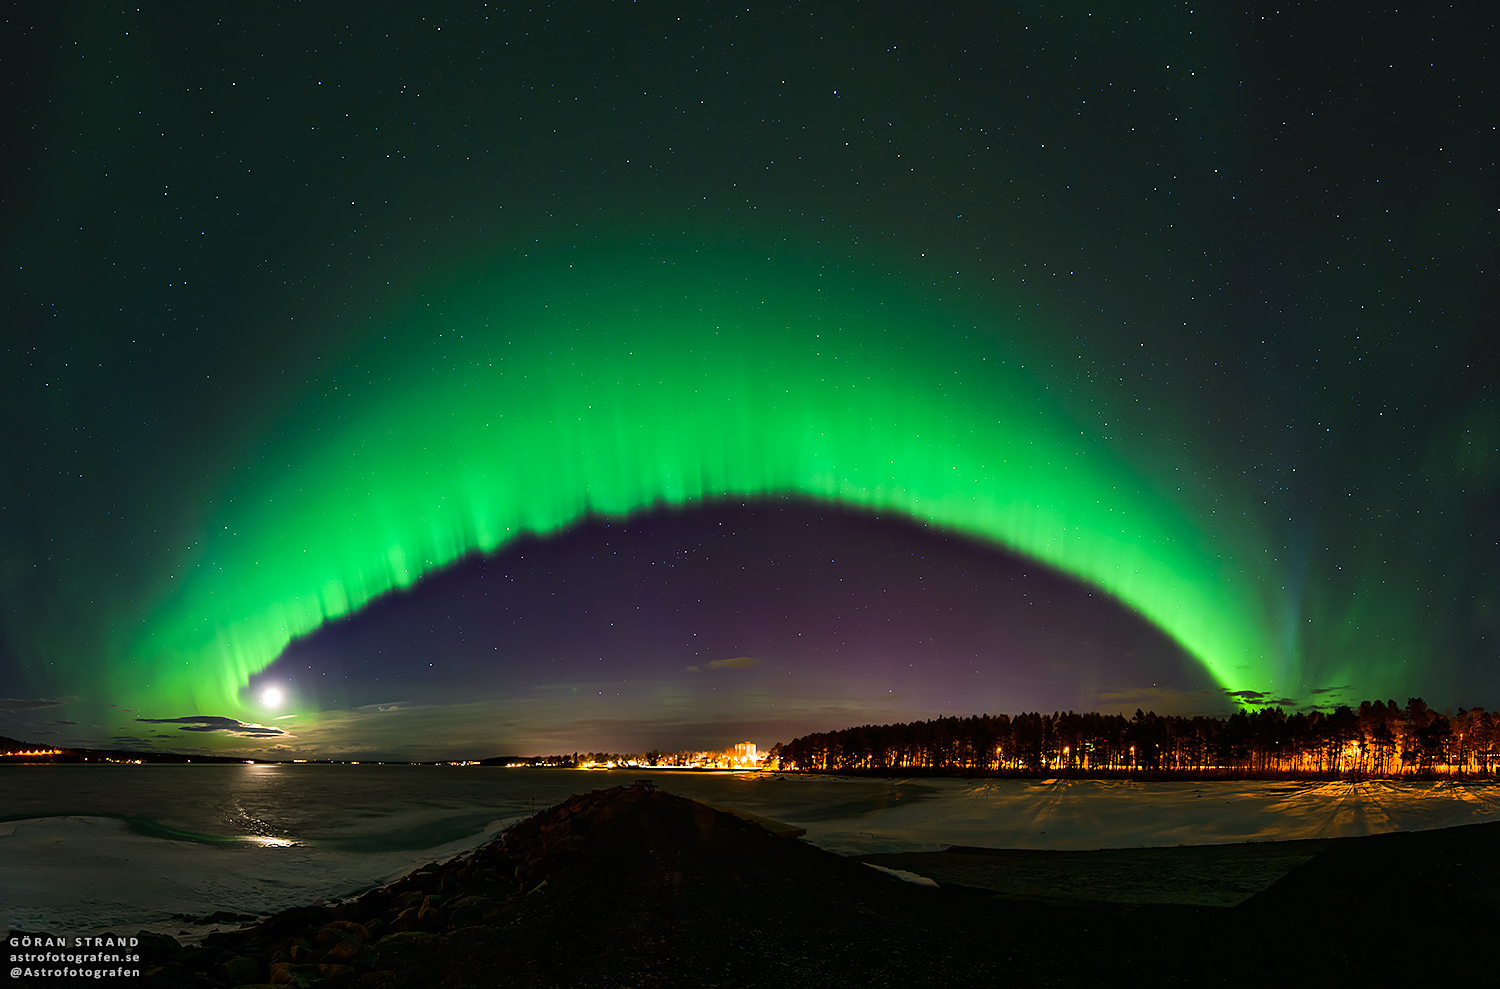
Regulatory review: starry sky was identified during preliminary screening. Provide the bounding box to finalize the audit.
[2,3,1495,760]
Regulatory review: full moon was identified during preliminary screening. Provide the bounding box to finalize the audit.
[261,686,283,708]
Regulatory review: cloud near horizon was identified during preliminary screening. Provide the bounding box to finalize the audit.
[135,716,286,737]
[1083,684,1340,717]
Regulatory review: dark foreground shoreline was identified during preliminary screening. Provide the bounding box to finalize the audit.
[11,782,1498,987]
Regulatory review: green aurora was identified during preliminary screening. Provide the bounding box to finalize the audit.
[112,243,1287,720]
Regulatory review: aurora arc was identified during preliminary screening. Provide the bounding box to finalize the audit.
[117,246,1284,719]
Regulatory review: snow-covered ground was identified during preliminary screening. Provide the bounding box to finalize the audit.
[776,777,1500,855]
[5,769,1499,938]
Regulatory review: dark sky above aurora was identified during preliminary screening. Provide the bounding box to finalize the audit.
[2,3,1495,760]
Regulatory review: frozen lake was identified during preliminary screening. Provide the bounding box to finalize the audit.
[4,764,1499,937]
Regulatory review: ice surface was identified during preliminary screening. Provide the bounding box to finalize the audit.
[0,814,516,939]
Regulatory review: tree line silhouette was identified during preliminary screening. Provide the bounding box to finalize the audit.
[766,699,1497,777]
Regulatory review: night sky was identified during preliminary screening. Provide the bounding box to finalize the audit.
[2,3,1495,760]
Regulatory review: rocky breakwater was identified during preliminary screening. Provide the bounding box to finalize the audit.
[138,780,942,987]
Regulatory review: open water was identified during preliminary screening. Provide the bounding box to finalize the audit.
[5,764,1500,938]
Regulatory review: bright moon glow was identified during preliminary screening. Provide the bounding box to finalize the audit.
[261,687,283,708]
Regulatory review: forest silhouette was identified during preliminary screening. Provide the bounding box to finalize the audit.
[768,698,1495,777]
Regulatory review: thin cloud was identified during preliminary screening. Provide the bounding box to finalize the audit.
[108,736,163,750]
[688,656,762,673]
[0,697,73,711]
[1090,686,1235,717]
[709,656,760,670]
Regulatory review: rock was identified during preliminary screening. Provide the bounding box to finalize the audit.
[265,935,308,964]
[388,906,421,933]
[312,963,356,980]
[268,960,355,984]
[135,930,186,959]
[416,896,446,930]
[324,934,366,963]
[445,894,499,927]
[216,953,261,984]
[370,930,440,970]
[315,919,369,944]
[267,961,301,985]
